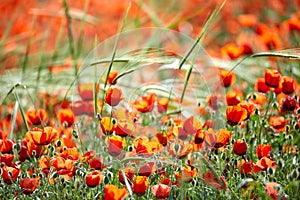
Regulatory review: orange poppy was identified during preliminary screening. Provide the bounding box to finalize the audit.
[71,100,95,117]
[281,76,296,95]
[169,141,193,159]
[26,109,48,126]
[1,165,20,184]
[204,129,232,149]
[105,87,123,106]
[156,131,168,146]
[269,116,286,132]
[0,139,14,153]
[104,184,128,200]
[151,184,171,199]
[226,105,248,126]
[133,137,154,157]
[138,162,156,177]
[233,139,247,156]
[238,102,255,119]
[19,138,43,162]
[58,147,80,160]
[118,166,135,184]
[26,127,59,145]
[38,155,51,175]
[51,157,76,180]
[255,157,276,171]
[175,165,197,183]
[219,69,236,87]
[100,116,116,135]
[255,78,270,93]
[20,178,40,195]
[132,93,156,113]
[85,170,104,187]
[77,83,100,101]
[265,69,281,88]
[132,176,149,196]
[204,171,227,190]
[114,120,134,137]
[264,182,281,200]
[256,144,272,159]
[221,43,244,60]
[102,71,118,85]
[107,135,126,157]
[57,109,75,127]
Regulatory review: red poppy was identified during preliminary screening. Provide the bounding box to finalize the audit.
[221,43,244,60]
[38,156,51,174]
[265,69,281,88]
[88,157,103,170]
[233,139,247,156]
[57,109,75,127]
[105,87,123,106]
[256,144,272,159]
[238,102,255,119]
[132,93,156,113]
[132,176,149,196]
[194,129,205,144]
[19,138,43,162]
[51,157,76,180]
[151,184,171,199]
[239,160,258,174]
[207,94,220,110]
[100,117,116,135]
[281,96,298,112]
[255,157,276,171]
[58,147,80,160]
[226,89,243,106]
[255,78,270,93]
[118,166,135,184]
[0,154,14,166]
[20,178,40,195]
[85,170,104,187]
[157,97,169,113]
[26,127,59,145]
[269,116,286,132]
[138,162,156,177]
[26,109,48,126]
[219,69,236,87]
[1,165,20,184]
[156,131,168,146]
[226,105,247,126]
[0,139,14,153]
[204,171,227,190]
[107,135,125,157]
[133,137,154,157]
[104,184,127,200]
[71,100,95,116]
[114,120,134,137]
[281,76,296,95]
[204,129,232,149]
[102,71,118,85]
[77,83,100,101]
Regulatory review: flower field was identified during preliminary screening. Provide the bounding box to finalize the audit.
[0,0,299,199]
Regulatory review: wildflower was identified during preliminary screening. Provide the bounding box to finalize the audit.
[88,157,103,170]
[226,105,248,126]
[264,182,281,200]
[51,157,76,180]
[255,157,276,171]
[20,178,40,195]
[26,127,59,145]
[104,184,127,200]
[118,166,135,184]
[226,89,243,106]
[100,117,116,135]
[281,96,298,112]
[219,69,236,87]
[233,139,247,156]
[102,71,118,85]
[0,154,14,166]
[255,78,270,93]
[207,94,220,110]
[114,120,134,137]
[85,170,104,187]
[221,43,244,60]
[0,139,14,153]
[19,139,43,162]
[205,128,232,149]
[133,137,154,157]
[138,162,156,177]
[107,135,126,157]
[133,176,149,196]
[151,184,171,199]
[157,97,169,113]
[38,156,51,174]
[57,109,75,127]
[1,165,20,184]
[256,144,272,159]
[204,171,227,190]
[194,129,205,144]
[132,93,156,113]
[77,83,100,101]
[269,116,286,132]
[105,87,123,106]
[176,165,197,183]
[26,109,48,126]
[281,76,296,95]
[265,69,281,88]
[238,102,255,119]
[156,131,168,146]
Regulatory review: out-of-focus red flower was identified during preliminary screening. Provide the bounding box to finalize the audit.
[226,105,248,126]
[0,130,8,140]
[26,127,58,145]
[105,87,123,106]
[256,144,272,159]
[0,139,14,153]
[255,78,270,93]
[194,129,205,144]
[157,97,169,113]
[265,69,281,88]
[207,94,220,110]
[132,176,149,196]
[221,43,244,60]
[281,76,296,95]
[71,100,95,116]
[86,170,104,187]
[138,162,156,177]
[264,182,281,200]
[118,166,135,184]
[233,139,247,156]
[104,184,127,200]
[20,178,40,195]
[151,184,171,199]
[1,165,20,184]
[219,69,236,87]
[238,14,258,27]
[226,89,243,106]
[102,71,119,85]
[77,83,100,101]
[204,171,227,190]
[107,135,125,157]
[26,109,48,126]
[132,93,156,113]
[57,109,75,127]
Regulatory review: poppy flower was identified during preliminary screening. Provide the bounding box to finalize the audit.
[57,109,75,127]
[204,171,227,190]
[156,131,168,146]
[19,139,43,162]
[265,69,281,88]
[26,109,48,126]
[238,102,255,119]
[233,139,247,156]
[239,160,258,174]
[58,147,80,160]
[194,129,205,144]
[77,83,100,101]
[100,117,116,135]
[221,43,244,60]
[20,178,40,195]
[281,96,298,112]
[0,139,14,153]
[0,154,14,166]
[226,105,247,126]
[264,182,281,200]
[138,162,156,177]
[1,165,20,184]
[157,97,169,113]
[51,157,76,180]
[255,157,276,171]
[281,76,296,95]
[204,129,232,149]
[133,137,154,157]
[71,100,95,116]
[104,184,127,200]
[107,135,126,157]
[26,127,59,145]
[169,141,193,159]
[255,78,270,93]
[256,144,272,159]
[132,93,156,113]
[102,71,118,85]
[105,87,123,106]
[269,116,286,132]
[0,130,8,140]
[114,120,134,137]
[226,89,243,106]
[118,166,135,184]
[207,94,220,110]
[132,176,149,196]
[85,170,104,187]
[151,184,171,199]
[81,150,96,162]
[219,69,236,87]
[88,157,103,170]
[176,165,197,183]
[38,156,51,174]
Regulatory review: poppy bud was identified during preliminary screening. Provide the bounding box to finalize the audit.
[233,139,247,156]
